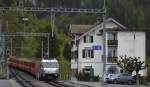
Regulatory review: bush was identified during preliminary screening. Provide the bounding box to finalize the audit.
[76,71,91,81]
[92,76,99,81]
[76,71,99,81]
[147,76,150,82]
[139,76,147,85]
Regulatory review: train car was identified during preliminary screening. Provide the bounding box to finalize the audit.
[8,57,59,81]
[38,59,59,80]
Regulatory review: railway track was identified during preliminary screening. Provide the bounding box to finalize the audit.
[10,68,72,87]
[10,68,36,87]
[49,81,73,87]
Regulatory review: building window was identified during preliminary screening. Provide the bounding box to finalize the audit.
[83,36,93,43]
[108,47,117,57]
[107,32,117,40]
[90,36,93,43]
[82,49,94,58]
[84,36,86,43]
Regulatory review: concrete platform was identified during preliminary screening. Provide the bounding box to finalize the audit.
[0,80,21,87]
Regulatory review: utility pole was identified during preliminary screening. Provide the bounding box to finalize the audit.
[6,20,9,79]
[50,12,55,38]
[102,0,107,83]
[41,40,43,59]
[10,38,13,56]
[47,33,50,57]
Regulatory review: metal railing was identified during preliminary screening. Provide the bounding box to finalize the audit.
[107,40,118,46]
[107,57,118,63]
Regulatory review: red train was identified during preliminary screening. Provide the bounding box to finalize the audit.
[8,56,59,81]
[8,56,40,77]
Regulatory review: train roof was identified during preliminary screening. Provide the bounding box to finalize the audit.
[41,59,58,63]
[9,56,40,62]
[9,56,58,63]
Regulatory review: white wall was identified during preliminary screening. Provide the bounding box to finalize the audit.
[75,30,104,76]
[118,32,146,76]
[71,59,77,69]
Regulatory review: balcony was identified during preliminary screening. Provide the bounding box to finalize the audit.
[107,40,118,46]
[107,57,118,63]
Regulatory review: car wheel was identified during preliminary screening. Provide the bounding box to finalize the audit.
[127,80,132,85]
[113,80,117,84]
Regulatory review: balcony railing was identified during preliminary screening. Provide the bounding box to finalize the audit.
[107,57,118,63]
[107,40,118,46]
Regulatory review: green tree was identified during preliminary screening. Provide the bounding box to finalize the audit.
[63,43,71,60]
[49,35,61,58]
[117,56,135,74]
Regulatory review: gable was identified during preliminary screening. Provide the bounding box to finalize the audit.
[75,18,127,41]
[106,21,122,29]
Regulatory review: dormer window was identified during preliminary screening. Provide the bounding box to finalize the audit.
[83,36,93,43]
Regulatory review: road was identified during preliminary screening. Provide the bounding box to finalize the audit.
[64,78,150,87]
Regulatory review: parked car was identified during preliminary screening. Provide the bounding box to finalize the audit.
[106,73,136,85]
[105,74,120,83]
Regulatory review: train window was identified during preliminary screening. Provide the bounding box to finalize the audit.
[42,62,58,68]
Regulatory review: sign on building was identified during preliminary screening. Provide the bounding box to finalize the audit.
[92,45,101,50]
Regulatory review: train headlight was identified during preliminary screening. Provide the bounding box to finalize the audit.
[54,74,58,77]
[42,73,45,77]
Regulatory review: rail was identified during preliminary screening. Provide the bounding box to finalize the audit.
[10,68,36,87]
[49,81,72,87]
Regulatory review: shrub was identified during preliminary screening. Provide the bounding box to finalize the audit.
[76,71,99,81]
[92,76,99,81]
[139,76,147,85]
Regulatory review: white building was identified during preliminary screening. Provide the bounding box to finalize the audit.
[70,18,146,78]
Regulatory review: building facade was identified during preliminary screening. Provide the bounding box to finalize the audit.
[70,18,146,78]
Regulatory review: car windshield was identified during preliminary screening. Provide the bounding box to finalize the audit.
[42,62,58,68]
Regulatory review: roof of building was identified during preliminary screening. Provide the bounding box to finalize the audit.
[106,28,148,32]
[71,18,146,41]
[70,24,93,34]
[75,18,127,40]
